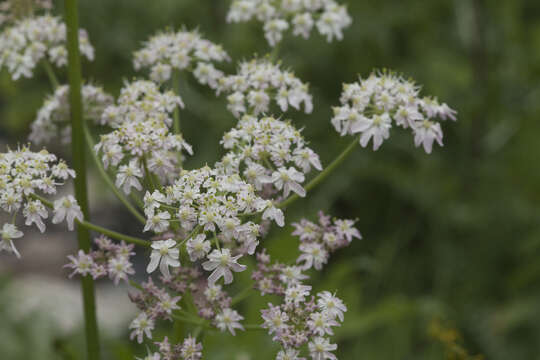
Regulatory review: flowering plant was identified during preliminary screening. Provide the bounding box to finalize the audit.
[0,1,457,359]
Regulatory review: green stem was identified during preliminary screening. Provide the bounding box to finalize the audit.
[64,0,100,358]
[279,136,359,209]
[78,220,151,247]
[141,155,157,192]
[83,126,146,224]
[43,60,60,90]
[28,193,150,248]
[231,286,254,306]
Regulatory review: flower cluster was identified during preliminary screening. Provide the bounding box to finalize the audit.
[331,71,458,153]
[0,146,83,257]
[217,115,321,200]
[128,278,182,343]
[217,58,313,118]
[226,0,352,46]
[29,84,114,145]
[65,235,135,284]
[153,335,203,360]
[95,80,192,190]
[143,165,285,283]
[293,211,361,270]
[255,250,347,359]
[0,0,53,26]
[133,28,230,85]
[0,15,94,80]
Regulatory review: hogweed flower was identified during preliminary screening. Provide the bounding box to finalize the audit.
[96,80,192,188]
[331,70,457,152]
[0,146,81,257]
[65,236,135,284]
[0,15,93,80]
[226,0,352,46]
[216,58,313,118]
[0,223,23,258]
[202,248,247,285]
[217,115,321,201]
[133,28,229,86]
[29,84,114,145]
[147,239,181,278]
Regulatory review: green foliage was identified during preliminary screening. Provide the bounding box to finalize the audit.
[1,0,540,359]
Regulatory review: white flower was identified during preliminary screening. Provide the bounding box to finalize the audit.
[146,239,180,278]
[261,304,289,335]
[292,13,314,39]
[0,223,23,258]
[334,219,361,242]
[202,248,247,285]
[297,242,328,270]
[351,113,392,151]
[107,256,135,285]
[268,167,306,198]
[317,291,347,322]
[285,284,311,304]
[23,200,48,233]
[186,234,211,261]
[264,19,289,47]
[215,308,244,335]
[262,203,285,227]
[65,249,94,277]
[276,348,302,360]
[332,71,457,153]
[279,265,308,285]
[308,337,337,360]
[144,211,171,233]
[412,120,443,154]
[116,160,143,195]
[129,312,155,344]
[52,195,83,231]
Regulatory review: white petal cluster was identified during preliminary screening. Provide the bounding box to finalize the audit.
[133,28,229,85]
[29,84,114,145]
[217,115,321,200]
[0,15,94,80]
[0,146,80,257]
[227,0,352,46]
[143,165,284,283]
[331,71,458,153]
[217,58,313,118]
[96,80,192,189]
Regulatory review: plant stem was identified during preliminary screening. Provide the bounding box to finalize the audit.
[279,136,359,209]
[231,285,254,306]
[83,126,146,224]
[64,0,100,358]
[28,193,150,247]
[78,220,151,247]
[43,60,60,90]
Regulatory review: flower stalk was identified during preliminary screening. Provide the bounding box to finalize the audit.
[279,136,359,208]
[83,125,146,224]
[64,0,100,358]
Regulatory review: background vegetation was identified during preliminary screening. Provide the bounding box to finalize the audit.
[1,0,539,359]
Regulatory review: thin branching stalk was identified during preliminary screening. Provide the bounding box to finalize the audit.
[64,1,100,357]
[279,136,360,209]
[42,59,60,90]
[83,125,146,224]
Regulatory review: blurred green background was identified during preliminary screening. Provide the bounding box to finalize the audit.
[1,0,540,359]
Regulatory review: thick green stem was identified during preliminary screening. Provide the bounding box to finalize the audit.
[43,60,60,90]
[279,136,359,209]
[83,126,146,224]
[64,1,100,357]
